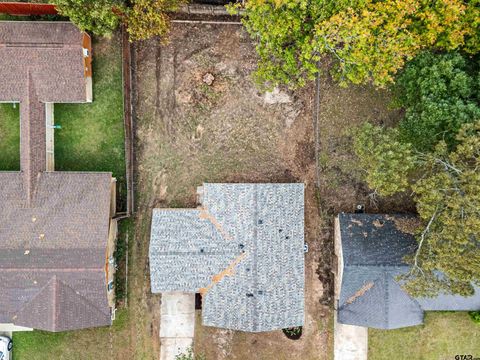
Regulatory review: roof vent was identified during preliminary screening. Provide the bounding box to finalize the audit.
[246,293,254,297]
[355,204,365,213]
[258,219,263,225]
[200,248,204,253]
[258,290,263,295]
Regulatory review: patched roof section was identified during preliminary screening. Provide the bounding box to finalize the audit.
[149,209,240,291]
[149,183,305,332]
[339,213,418,266]
[337,213,480,330]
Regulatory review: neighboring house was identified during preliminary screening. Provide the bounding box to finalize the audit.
[0,21,117,332]
[149,183,305,332]
[334,213,480,330]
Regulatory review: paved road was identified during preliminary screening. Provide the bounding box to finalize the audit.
[160,293,195,360]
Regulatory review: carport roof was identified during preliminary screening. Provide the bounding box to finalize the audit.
[149,183,305,332]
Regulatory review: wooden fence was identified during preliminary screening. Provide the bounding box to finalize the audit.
[0,2,57,16]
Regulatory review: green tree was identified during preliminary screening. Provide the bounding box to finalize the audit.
[353,123,416,196]
[52,0,124,36]
[401,122,480,297]
[395,51,480,151]
[234,0,480,88]
[354,121,480,297]
[315,0,479,86]
[228,0,365,89]
[126,0,187,42]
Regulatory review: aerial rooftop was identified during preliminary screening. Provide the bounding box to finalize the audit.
[336,213,480,329]
[150,183,305,332]
[0,21,114,332]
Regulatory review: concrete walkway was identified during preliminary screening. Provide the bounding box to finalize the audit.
[334,312,368,360]
[160,292,195,360]
[334,217,368,360]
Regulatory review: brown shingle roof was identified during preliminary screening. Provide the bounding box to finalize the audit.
[0,21,86,103]
[0,172,113,331]
[0,22,113,332]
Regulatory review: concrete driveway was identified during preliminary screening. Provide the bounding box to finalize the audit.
[160,292,195,360]
[334,218,368,360]
[334,312,368,360]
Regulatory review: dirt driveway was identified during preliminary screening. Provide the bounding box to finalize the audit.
[133,22,331,360]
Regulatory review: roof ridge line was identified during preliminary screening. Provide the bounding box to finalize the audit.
[55,278,112,318]
[11,275,57,324]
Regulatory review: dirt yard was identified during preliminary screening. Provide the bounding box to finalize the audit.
[132,23,406,360]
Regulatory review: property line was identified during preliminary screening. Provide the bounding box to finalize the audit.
[172,19,242,25]
[121,26,135,216]
[313,60,322,189]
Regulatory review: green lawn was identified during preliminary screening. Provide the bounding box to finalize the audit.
[0,33,126,208]
[0,103,19,170]
[13,309,131,360]
[54,35,126,209]
[369,312,480,360]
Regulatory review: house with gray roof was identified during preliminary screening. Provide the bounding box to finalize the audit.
[149,183,305,332]
[0,21,117,332]
[334,213,480,329]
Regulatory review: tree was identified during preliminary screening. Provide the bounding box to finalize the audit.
[52,0,124,36]
[228,0,366,89]
[315,0,480,87]
[234,0,480,88]
[126,0,187,42]
[401,122,480,297]
[353,123,416,196]
[395,51,480,151]
[354,121,480,297]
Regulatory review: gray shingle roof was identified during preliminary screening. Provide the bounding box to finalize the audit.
[337,214,480,329]
[150,183,305,332]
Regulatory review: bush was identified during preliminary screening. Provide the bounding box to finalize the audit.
[353,123,416,196]
[469,311,480,324]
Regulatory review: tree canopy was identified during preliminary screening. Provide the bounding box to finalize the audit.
[353,123,416,196]
[52,0,124,36]
[52,0,185,41]
[402,122,480,297]
[235,0,480,88]
[126,0,187,41]
[395,51,480,151]
[354,121,480,297]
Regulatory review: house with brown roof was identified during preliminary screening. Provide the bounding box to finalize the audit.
[0,21,117,332]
